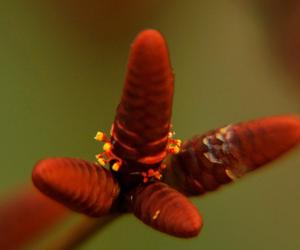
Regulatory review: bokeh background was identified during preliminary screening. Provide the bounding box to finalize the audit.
[1,1,300,249]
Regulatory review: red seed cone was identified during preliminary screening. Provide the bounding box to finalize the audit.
[32,158,120,217]
[111,29,174,166]
[0,186,67,250]
[165,115,300,195]
[127,182,202,238]
[232,115,300,168]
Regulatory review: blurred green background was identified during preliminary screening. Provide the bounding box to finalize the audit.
[1,1,300,249]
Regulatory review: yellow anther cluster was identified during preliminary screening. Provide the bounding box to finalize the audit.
[167,133,182,155]
[167,145,180,154]
[96,155,106,166]
[94,131,122,171]
[141,130,183,181]
[168,131,175,138]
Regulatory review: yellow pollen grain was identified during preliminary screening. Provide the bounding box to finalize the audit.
[94,131,105,141]
[103,142,112,152]
[168,131,174,138]
[97,158,106,166]
[112,162,121,172]
[152,210,160,220]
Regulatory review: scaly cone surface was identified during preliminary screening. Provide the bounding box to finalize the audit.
[166,115,300,195]
[111,29,174,166]
[32,158,120,217]
[127,182,202,238]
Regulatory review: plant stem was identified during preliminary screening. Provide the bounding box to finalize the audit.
[47,213,120,250]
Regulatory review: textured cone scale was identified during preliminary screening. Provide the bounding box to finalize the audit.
[111,29,174,165]
[229,115,300,168]
[32,158,120,217]
[127,182,202,238]
[166,115,300,195]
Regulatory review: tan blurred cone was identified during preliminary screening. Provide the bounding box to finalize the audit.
[0,185,68,250]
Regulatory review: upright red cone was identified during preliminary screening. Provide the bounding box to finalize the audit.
[111,30,174,167]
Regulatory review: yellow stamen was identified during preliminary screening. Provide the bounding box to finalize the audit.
[97,157,106,166]
[168,145,180,154]
[168,131,174,138]
[94,131,105,141]
[111,162,121,172]
[103,142,112,152]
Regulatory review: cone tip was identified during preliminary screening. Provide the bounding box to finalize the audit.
[182,215,203,238]
[132,29,167,51]
[135,29,165,41]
